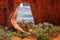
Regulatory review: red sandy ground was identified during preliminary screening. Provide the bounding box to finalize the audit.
[11,34,60,40]
[52,33,60,40]
[11,35,22,40]
[11,36,36,40]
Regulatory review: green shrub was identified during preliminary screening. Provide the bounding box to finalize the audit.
[0,22,60,40]
[32,24,51,40]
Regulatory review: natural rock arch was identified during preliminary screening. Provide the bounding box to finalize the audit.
[0,0,60,27]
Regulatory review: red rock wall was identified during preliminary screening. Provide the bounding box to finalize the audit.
[30,0,60,25]
[0,0,60,26]
[20,0,60,25]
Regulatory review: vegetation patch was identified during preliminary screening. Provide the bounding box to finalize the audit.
[0,22,60,40]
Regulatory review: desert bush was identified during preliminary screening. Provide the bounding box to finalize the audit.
[0,22,60,40]
[32,24,51,40]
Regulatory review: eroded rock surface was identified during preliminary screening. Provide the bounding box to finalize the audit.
[0,0,60,27]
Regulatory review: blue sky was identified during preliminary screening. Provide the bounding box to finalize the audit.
[17,3,34,23]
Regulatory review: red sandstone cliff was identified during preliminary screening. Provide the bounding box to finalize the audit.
[0,0,60,26]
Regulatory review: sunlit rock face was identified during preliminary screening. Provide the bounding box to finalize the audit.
[0,0,22,26]
[0,0,60,26]
[23,0,60,25]
[30,0,60,25]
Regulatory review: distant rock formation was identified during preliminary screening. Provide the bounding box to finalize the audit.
[0,0,60,27]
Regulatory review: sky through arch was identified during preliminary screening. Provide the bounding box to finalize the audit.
[17,2,34,23]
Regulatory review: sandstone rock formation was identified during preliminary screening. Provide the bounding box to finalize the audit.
[0,0,60,27]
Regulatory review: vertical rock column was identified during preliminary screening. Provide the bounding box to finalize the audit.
[30,0,47,24]
[6,0,22,27]
[0,0,5,25]
[30,0,60,25]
